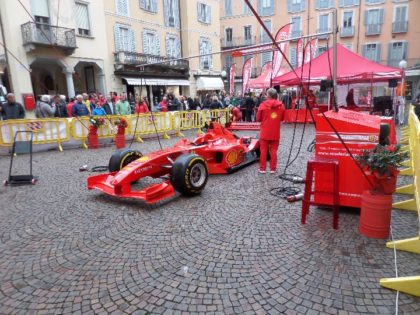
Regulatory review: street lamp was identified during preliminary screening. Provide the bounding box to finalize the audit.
[398,59,407,125]
[221,70,227,78]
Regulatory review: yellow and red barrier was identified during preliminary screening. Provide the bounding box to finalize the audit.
[380,105,420,296]
[130,112,172,143]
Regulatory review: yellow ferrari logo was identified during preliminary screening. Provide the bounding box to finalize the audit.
[226,150,238,166]
[271,112,278,119]
[138,156,150,162]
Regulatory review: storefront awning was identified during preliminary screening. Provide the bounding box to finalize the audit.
[123,77,190,86]
[196,77,225,90]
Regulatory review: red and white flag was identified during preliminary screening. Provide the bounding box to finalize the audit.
[229,63,236,96]
[271,24,291,78]
[297,38,304,68]
[242,57,253,95]
[304,38,318,64]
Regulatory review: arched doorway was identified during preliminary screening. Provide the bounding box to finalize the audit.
[73,61,106,95]
[30,58,68,97]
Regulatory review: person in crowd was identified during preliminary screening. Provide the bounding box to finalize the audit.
[281,91,292,109]
[346,88,357,109]
[243,93,255,122]
[159,96,169,112]
[53,95,68,118]
[179,95,189,111]
[35,95,55,118]
[116,94,132,115]
[168,93,181,111]
[103,96,115,115]
[209,96,223,110]
[67,98,75,117]
[82,93,94,114]
[72,94,90,117]
[202,94,211,109]
[224,94,231,107]
[98,93,105,106]
[306,90,317,109]
[190,96,201,111]
[112,92,119,103]
[256,88,285,174]
[0,93,25,120]
[135,96,150,114]
[92,99,106,116]
[228,104,242,122]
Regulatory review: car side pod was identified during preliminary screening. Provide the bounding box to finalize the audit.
[87,173,176,204]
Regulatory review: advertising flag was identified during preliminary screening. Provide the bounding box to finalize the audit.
[297,38,304,68]
[242,57,253,95]
[271,24,291,78]
[304,38,318,64]
[229,63,236,96]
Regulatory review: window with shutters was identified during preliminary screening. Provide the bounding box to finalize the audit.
[140,0,158,13]
[114,24,136,52]
[164,0,180,28]
[116,0,129,16]
[365,9,384,35]
[259,0,275,16]
[388,41,407,67]
[199,38,212,70]
[166,34,180,58]
[339,0,359,7]
[290,47,297,67]
[243,0,252,14]
[318,14,329,34]
[341,11,354,37]
[244,26,252,45]
[225,0,232,16]
[225,28,233,45]
[363,43,381,62]
[197,3,211,24]
[261,20,271,43]
[393,6,408,33]
[261,51,272,66]
[291,16,302,38]
[316,0,335,10]
[288,0,305,13]
[75,2,91,36]
[366,0,384,4]
[143,29,160,55]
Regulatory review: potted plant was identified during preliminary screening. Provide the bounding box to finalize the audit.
[114,117,128,149]
[88,116,105,149]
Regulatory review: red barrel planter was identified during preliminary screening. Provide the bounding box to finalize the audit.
[88,127,99,149]
[359,190,392,239]
[115,127,126,149]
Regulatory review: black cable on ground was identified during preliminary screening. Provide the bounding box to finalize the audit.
[90,166,109,172]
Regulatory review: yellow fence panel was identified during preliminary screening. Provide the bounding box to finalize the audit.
[0,118,71,151]
[130,112,172,142]
[172,111,205,136]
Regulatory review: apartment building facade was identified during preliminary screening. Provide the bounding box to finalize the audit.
[105,0,222,105]
[0,0,110,109]
[220,0,420,97]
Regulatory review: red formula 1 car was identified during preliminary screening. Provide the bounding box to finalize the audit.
[87,122,260,204]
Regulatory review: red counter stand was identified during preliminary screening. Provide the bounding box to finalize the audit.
[302,157,340,229]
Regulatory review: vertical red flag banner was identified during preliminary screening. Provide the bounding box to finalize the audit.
[304,38,318,64]
[297,38,304,68]
[242,57,253,95]
[271,24,291,79]
[229,63,236,96]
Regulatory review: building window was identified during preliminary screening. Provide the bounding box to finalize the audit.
[343,43,352,51]
[243,0,252,14]
[341,11,354,37]
[225,28,233,45]
[116,0,129,16]
[164,0,180,28]
[291,16,302,38]
[225,55,233,68]
[318,14,329,33]
[388,41,408,67]
[290,47,297,67]
[365,9,384,35]
[339,0,359,7]
[261,51,272,67]
[142,29,160,55]
[244,26,252,45]
[114,24,136,52]
[166,34,180,58]
[197,2,211,24]
[316,0,335,10]
[363,43,381,63]
[393,6,408,33]
[140,0,158,13]
[261,19,271,43]
[75,2,91,36]
[199,38,212,70]
[318,46,328,55]
[259,0,275,16]
[225,0,232,16]
[366,0,384,4]
[288,0,305,13]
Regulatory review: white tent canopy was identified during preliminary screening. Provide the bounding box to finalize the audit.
[196,77,224,90]
[124,77,189,86]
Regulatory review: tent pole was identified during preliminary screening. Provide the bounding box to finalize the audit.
[332,9,338,111]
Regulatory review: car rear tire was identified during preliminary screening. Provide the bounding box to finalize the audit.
[108,148,143,172]
[171,154,208,196]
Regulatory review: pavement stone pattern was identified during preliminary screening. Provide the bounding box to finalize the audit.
[0,124,419,314]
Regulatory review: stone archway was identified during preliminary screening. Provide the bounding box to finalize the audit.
[73,61,106,96]
[30,57,69,97]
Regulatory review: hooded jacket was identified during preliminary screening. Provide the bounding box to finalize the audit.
[256,98,285,140]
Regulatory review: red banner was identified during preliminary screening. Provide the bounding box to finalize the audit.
[304,38,318,64]
[297,38,304,68]
[229,63,236,96]
[242,57,253,95]
[271,24,291,79]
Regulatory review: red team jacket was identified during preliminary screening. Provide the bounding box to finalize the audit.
[256,99,285,140]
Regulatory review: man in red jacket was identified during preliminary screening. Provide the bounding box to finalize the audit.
[256,88,285,174]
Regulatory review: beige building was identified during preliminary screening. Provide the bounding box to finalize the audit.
[220,0,420,98]
[0,0,111,113]
[105,0,223,107]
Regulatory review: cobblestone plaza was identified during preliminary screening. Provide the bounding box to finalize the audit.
[0,125,419,314]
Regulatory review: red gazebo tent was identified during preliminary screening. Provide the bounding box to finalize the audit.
[272,44,401,86]
[248,62,272,89]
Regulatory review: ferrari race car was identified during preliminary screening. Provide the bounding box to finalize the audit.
[87,122,261,204]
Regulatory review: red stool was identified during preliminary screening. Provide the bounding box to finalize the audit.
[302,157,340,229]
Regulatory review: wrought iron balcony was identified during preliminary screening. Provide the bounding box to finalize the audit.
[21,22,76,54]
[392,21,408,34]
[220,36,258,48]
[114,51,189,71]
[365,24,382,35]
[340,26,354,37]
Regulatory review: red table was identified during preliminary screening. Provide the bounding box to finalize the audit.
[283,108,319,123]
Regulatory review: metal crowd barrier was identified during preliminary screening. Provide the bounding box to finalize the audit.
[172,110,205,136]
[130,112,172,143]
[0,118,70,151]
[380,105,420,296]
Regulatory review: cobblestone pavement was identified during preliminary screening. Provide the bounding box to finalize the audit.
[0,124,419,315]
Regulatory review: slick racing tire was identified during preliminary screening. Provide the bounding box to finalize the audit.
[108,148,143,172]
[171,154,208,196]
[379,123,391,146]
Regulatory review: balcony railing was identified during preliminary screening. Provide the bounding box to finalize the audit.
[392,21,408,33]
[114,51,189,71]
[365,23,381,35]
[290,30,303,39]
[317,28,330,39]
[220,36,258,48]
[340,26,354,37]
[21,22,76,53]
